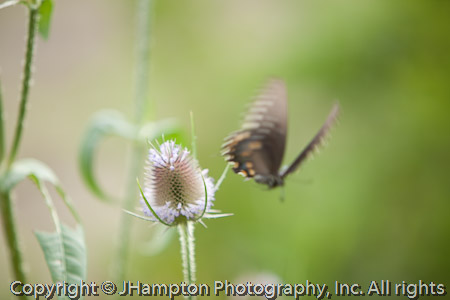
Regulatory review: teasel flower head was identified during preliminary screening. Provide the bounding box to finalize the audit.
[139,140,218,226]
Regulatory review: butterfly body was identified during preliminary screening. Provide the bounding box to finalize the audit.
[222,79,339,189]
[254,174,284,188]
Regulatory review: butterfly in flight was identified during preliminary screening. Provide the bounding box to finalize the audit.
[221,79,339,189]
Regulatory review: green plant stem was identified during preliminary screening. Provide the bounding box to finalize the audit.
[0,6,39,290]
[133,0,153,124]
[187,221,196,284]
[114,143,145,282]
[178,221,197,300]
[113,0,153,282]
[0,192,27,291]
[7,6,39,168]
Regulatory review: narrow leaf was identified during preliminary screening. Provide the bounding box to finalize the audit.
[29,176,86,287]
[78,110,136,202]
[35,224,86,284]
[138,118,180,142]
[79,109,181,202]
[0,158,82,224]
[0,0,21,10]
[0,158,59,193]
[38,0,53,40]
[215,163,231,190]
[137,178,170,226]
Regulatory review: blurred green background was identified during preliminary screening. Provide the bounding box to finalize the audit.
[1,0,449,298]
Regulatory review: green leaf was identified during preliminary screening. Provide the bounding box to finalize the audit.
[0,0,21,10]
[32,178,86,286]
[138,118,180,142]
[38,0,53,40]
[79,109,181,202]
[35,224,86,284]
[0,159,86,284]
[0,158,81,223]
[78,110,137,202]
[0,158,59,193]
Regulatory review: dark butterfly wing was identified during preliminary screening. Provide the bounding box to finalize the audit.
[222,79,288,179]
[280,102,340,179]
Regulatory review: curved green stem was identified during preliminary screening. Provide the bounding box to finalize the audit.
[178,221,196,300]
[7,7,39,168]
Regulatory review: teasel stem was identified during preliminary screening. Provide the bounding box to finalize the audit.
[1,6,39,290]
[177,113,198,296]
[178,221,197,300]
[7,6,39,168]
[0,192,27,295]
[133,0,153,123]
[113,0,153,283]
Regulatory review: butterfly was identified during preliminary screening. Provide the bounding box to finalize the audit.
[221,79,339,189]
